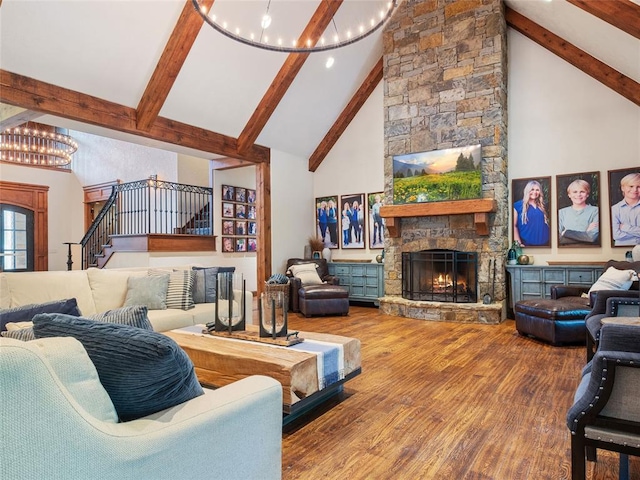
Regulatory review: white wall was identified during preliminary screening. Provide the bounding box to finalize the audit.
[507,30,640,263]
[270,149,315,274]
[71,131,178,185]
[177,154,211,187]
[0,163,84,271]
[313,82,385,262]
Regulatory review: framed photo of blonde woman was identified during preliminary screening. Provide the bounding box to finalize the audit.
[512,177,552,248]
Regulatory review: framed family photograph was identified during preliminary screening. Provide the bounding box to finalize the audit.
[222,185,235,201]
[609,167,640,247]
[235,221,247,235]
[368,192,385,249]
[556,172,600,247]
[315,195,339,248]
[222,237,234,253]
[247,189,256,203]
[222,220,234,235]
[222,202,234,218]
[235,187,246,203]
[512,177,552,248]
[339,193,366,249]
[235,238,246,252]
[235,204,246,219]
[248,221,257,236]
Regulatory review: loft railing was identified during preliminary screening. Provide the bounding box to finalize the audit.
[80,179,212,268]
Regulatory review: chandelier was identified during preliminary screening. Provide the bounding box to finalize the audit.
[0,122,78,167]
[191,0,399,53]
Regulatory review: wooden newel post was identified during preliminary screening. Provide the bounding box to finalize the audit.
[63,242,77,271]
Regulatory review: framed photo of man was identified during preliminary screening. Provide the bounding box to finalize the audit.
[339,193,366,249]
[556,172,600,247]
[609,167,640,247]
[368,192,385,249]
[222,220,234,235]
[315,195,339,248]
[512,177,552,248]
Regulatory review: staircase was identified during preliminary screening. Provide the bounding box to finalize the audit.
[80,179,214,268]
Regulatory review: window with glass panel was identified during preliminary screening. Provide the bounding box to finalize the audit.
[1,205,34,271]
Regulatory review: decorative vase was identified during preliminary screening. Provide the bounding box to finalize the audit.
[322,247,332,262]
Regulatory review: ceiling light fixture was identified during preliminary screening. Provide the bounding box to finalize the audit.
[192,0,399,53]
[0,122,78,167]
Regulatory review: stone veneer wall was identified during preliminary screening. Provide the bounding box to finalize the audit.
[381,0,509,320]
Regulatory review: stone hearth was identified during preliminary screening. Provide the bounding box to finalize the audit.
[381,0,509,323]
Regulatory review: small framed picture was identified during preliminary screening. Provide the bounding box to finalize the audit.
[248,238,257,252]
[235,221,247,235]
[235,238,246,252]
[248,205,256,219]
[511,177,552,247]
[221,237,235,253]
[235,204,246,219]
[222,202,234,218]
[247,189,256,203]
[556,172,600,247]
[222,220,234,235]
[608,167,640,247]
[222,185,235,201]
[248,221,257,236]
[235,187,246,203]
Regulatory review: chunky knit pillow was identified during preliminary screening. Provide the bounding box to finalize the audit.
[267,273,289,285]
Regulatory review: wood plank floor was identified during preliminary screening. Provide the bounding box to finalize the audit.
[279,305,638,480]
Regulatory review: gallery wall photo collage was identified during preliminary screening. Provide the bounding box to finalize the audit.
[221,184,257,253]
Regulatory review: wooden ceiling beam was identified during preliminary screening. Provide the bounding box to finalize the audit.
[211,157,257,170]
[565,0,640,39]
[0,69,270,163]
[309,57,383,172]
[0,103,42,130]
[236,0,344,154]
[136,0,215,131]
[506,7,640,107]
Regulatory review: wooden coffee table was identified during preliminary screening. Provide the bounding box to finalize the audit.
[164,326,361,425]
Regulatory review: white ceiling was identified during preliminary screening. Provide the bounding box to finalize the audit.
[0,0,637,161]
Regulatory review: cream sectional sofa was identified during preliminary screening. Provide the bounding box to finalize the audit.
[0,266,253,332]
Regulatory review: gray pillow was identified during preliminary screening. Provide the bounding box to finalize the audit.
[192,266,235,303]
[124,275,169,310]
[32,313,204,422]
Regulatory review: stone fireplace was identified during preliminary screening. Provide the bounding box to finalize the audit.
[379,0,508,324]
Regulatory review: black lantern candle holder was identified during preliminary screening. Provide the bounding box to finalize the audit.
[214,272,246,332]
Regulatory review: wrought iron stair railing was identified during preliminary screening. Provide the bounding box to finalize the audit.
[80,179,213,269]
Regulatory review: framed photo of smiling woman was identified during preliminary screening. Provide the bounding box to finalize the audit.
[556,171,600,247]
[512,177,552,248]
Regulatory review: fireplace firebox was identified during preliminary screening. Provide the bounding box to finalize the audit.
[402,249,477,303]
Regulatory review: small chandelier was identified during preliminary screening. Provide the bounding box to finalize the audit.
[192,0,399,53]
[0,122,78,167]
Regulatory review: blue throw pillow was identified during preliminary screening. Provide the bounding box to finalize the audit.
[32,313,204,422]
[0,298,81,332]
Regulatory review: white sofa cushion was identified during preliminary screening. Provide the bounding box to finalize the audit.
[86,268,147,313]
[3,271,97,315]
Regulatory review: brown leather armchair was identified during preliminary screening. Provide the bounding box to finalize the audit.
[285,258,340,313]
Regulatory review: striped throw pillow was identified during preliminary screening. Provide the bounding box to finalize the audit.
[149,269,195,311]
[88,305,152,330]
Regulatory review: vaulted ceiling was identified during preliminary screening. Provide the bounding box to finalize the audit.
[1,0,638,171]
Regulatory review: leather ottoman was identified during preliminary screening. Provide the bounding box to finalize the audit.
[514,297,590,345]
[298,285,349,318]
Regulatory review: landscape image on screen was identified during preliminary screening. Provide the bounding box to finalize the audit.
[392,144,482,204]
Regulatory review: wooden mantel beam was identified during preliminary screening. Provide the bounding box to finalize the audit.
[136,0,215,131]
[505,7,640,107]
[0,69,270,163]
[236,0,344,154]
[309,58,383,172]
[380,199,497,237]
